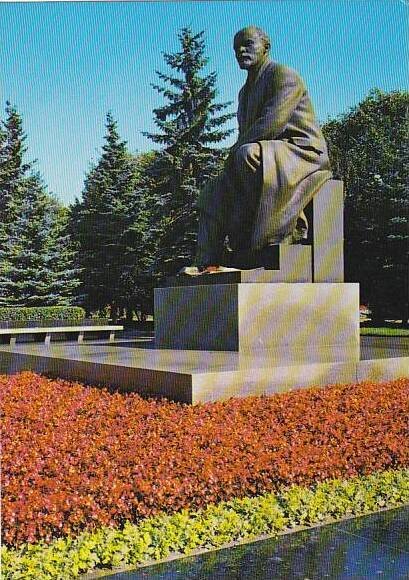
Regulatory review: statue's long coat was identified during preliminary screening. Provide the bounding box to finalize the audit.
[197,59,332,262]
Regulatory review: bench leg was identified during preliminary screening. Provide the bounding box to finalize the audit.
[109,331,115,342]
[78,331,84,343]
[10,336,17,347]
[45,333,51,345]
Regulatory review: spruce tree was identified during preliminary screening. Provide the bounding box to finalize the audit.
[0,103,80,307]
[0,102,32,246]
[145,27,234,273]
[45,204,82,305]
[0,174,80,307]
[117,150,158,320]
[70,113,152,318]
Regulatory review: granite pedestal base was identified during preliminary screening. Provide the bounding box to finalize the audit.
[1,338,407,404]
[155,282,360,363]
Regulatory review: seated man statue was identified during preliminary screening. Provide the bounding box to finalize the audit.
[187,25,332,275]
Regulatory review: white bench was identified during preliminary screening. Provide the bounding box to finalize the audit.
[0,325,124,346]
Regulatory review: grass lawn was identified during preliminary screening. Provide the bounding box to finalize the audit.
[360,327,409,337]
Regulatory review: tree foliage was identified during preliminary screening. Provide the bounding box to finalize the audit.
[0,103,80,307]
[0,102,32,247]
[323,90,409,324]
[70,114,155,318]
[145,27,234,273]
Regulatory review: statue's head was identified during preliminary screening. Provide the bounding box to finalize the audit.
[233,26,271,70]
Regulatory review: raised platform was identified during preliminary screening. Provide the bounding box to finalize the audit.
[155,282,360,360]
[0,336,407,404]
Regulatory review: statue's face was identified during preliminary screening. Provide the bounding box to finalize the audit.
[234,30,268,70]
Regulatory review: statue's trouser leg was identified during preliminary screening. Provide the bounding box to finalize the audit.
[196,144,263,265]
[196,144,262,265]
[196,174,229,266]
[227,143,263,251]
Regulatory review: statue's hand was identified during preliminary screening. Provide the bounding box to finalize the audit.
[225,144,238,169]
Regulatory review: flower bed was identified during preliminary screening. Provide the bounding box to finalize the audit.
[3,469,409,579]
[1,372,408,547]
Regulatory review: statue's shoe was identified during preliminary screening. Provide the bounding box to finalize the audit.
[205,266,241,274]
[178,265,240,276]
[178,266,202,276]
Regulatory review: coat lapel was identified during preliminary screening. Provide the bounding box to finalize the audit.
[243,60,275,129]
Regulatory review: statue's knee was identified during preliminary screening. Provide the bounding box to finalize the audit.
[234,143,261,170]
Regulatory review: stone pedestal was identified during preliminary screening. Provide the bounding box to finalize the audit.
[168,246,312,286]
[155,282,360,363]
[155,179,360,368]
[3,184,405,405]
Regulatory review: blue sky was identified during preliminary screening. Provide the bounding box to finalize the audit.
[1,0,408,206]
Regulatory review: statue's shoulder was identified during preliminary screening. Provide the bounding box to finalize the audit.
[267,61,305,90]
[268,60,303,82]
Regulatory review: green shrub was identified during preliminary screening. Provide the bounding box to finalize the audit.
[0,307,86,323]
[2,468,408,579]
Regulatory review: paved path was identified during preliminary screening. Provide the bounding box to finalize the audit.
[104,506,409,579]
[360,336,409,360]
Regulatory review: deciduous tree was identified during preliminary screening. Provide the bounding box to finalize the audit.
[323,90,409,325]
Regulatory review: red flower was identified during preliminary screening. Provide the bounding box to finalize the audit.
[1,372,408,546]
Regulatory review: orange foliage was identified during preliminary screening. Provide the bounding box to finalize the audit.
[1,372,408,546]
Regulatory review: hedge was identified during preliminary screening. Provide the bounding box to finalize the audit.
[2,468,409,579]
[0,307,85,323]
[2,373,408,546]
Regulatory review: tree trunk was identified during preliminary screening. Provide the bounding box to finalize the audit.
[110,303,118,323]
[125,307,133,322]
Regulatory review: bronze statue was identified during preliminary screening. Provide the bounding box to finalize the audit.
[185,26,332,275]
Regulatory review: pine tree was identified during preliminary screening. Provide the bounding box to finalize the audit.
[70,113,153,318]
[145,27,234,273]
[45,204,82,305]
[0,173,80,306]
[0,103,80,307]
[117,150,159,320]
[0,102,32,246]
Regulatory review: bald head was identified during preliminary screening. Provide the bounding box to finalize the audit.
[233,26,271,71]
[234,26,271,51]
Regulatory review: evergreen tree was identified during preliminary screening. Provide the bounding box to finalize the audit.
[45,204,82,305]
[145,27,234,273]
[323,90,409,325]
[0,103,80,307]
[70,113,153,318]
[117,150,159,320]
[0,102,32,245]
[0,176,79,306]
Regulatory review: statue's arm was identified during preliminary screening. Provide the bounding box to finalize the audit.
[236,68,305,146]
